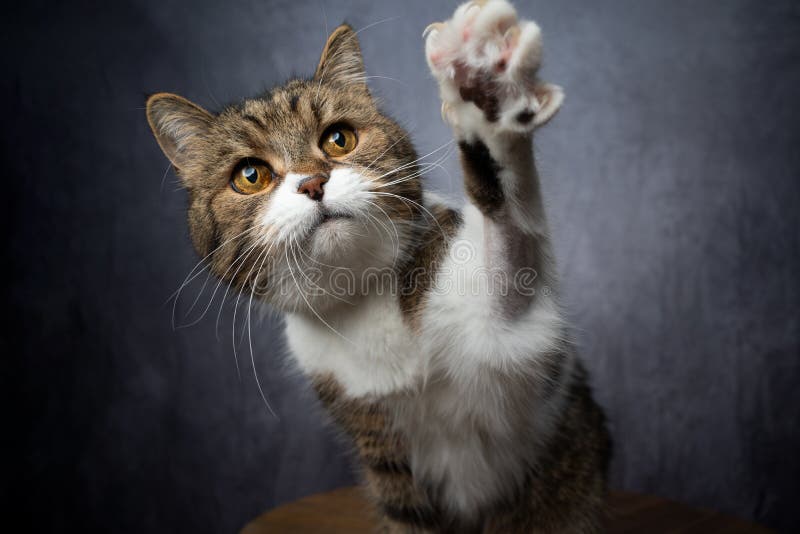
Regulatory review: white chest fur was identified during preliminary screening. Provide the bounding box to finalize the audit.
[285,292,422,397]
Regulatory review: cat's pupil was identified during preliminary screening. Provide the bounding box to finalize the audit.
[243,167,258,183]
[332,131,345,147]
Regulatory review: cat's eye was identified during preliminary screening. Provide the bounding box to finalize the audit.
[320,125,357,157]
[230,160,274,195]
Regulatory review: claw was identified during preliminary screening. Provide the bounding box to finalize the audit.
[423,22,443,39]
[462,2,482,33]
[503,24,520,48]
[441,102,451,122]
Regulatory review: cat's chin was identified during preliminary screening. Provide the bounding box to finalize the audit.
[308,217,363,263]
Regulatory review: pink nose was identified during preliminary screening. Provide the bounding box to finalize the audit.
[297,175,329,201]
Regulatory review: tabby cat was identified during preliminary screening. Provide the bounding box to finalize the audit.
[145,1,611,532]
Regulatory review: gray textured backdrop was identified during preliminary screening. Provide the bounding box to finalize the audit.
[4,0,799,532]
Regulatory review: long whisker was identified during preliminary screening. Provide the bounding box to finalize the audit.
[362,199,403,265]
[179,230,269,327]
[356,16,401,35]
[378,147,455,186]
[346,141,455,203]
[246,244,277,417]
[367,140,455,182]
[375,144,456,188]
[362,202,401,258]
[168,224,263,327]
[231,243,271,381]
[370,191,449,241]
[168,227,250,307]
[373,161,447,189]
[212,239,267,333]
[220,232,279,340]
[181,269,215,320]
[177,236,264,331]
[361,75,410,87]
[361,130,414,175]
[290,235,353,305]
[284,244,357,346]
[225,243,265,379]
[292,232,355,271]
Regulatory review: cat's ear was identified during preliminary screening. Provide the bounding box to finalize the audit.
[532,82,564,129]
[145,93,213,170]
[314,24,367,90]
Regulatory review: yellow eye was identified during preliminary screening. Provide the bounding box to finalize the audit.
[231,161,273,195]
[321,125,357,157]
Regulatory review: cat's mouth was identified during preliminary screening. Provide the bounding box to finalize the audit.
[316,209,353,227]
[312,208,353,232]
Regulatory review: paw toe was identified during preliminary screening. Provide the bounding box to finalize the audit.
[469,0,517,41]
[506,21,542,78]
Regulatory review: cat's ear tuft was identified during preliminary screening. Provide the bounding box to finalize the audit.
[145,93,213,170]
[314,24,367,91]
[532,83,564,129]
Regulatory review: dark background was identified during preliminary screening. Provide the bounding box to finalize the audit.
[3,0,799,532]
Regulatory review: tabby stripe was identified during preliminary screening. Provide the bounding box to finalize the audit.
[398,205,462,327]
[366,459,412,475]
[310,98,323,123]
[242,114,266,129]
[458,139,504,216]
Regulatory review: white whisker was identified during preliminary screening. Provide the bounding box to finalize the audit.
[284,244,357,347]
[167,224,263,328]
[290,235,353,305]
[370,191,449,241]
[231,242,273,381]
[246,245,277,417]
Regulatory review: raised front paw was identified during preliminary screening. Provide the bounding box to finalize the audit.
[424,0,563,134]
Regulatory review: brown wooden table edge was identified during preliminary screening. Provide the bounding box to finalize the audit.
[242,486,775,533]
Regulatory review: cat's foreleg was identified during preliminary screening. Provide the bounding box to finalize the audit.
[425,0,563,315]
[312,376,440,534]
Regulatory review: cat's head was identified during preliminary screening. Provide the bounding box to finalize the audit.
[146,26,422,313]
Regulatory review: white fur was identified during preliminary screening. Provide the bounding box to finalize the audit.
[402,204,571,514]
[286,292,423,397]
[421,205,564,378]
[260,168,373,244]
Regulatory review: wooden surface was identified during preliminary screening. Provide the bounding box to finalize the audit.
[242,487,773,533]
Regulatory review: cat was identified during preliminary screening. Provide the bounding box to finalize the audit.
[145,1,611,532]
